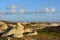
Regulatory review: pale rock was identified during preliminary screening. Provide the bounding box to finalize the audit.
[1,22,24,38]
[0,22,8,33]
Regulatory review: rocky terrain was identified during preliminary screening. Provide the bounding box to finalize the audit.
[0,21,60,40]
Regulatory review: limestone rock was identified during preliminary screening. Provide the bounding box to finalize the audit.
[0,22,8,33]
[8,24,17,28]
[24,28,33,32]
[24,28,38,36]
[1,22,24,38]
[27,31,37,36]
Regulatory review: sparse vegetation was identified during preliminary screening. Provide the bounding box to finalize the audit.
[37,26,60,37]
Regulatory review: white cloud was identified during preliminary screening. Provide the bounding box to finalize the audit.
[20,9,26,13]
[50,7,56,13]
[45,8,49,13]
[6,5,16,10]
[11,5,16,9]
[6,5,17,14]
[8,9,16,13]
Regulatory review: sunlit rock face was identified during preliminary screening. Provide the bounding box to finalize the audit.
[24,28,38,36]
[0,22,8,33]
[50,23,60,26]
[8,24,17,28]
[1,22,24,38]
[24,28,33,32]
[17,22,24,35]
[13,22,24,38]
[1,22,38,38]
[27,31,37,36]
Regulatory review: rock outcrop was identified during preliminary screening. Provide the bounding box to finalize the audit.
[24,28,37,36]
[0,22,8,33]
[1,22,24,38]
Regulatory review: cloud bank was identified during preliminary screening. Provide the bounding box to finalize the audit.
[0,5,56,14]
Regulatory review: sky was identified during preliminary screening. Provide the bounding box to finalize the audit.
[0,0,60,22]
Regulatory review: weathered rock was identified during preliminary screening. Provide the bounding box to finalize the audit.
[1,22,24,38]
[27,31,37,36]
[24,28,37,36]
[24,28,33,32]
[0,22,8,33]
[8,24,17,28]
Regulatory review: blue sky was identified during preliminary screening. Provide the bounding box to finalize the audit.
[0,0,60,22]
[0,0,59,11]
